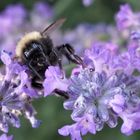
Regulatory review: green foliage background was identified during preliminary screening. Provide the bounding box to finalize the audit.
[0,0,140,140]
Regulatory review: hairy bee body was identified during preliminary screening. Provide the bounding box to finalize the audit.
[16,19,83,98]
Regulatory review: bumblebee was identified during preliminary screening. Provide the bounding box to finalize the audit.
[16,19,83,98]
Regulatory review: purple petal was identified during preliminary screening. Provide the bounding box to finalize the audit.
[1,51,12,65]
[77,114,96,135]
[43,66,69,96]
[58,125,70,136]
[0,134,13,140]
[58,124,82,140]
[109,94,125,114]
[121,116,133,135]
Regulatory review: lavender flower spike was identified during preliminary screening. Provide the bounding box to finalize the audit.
[84,42,117,74]
[60,66,140,139]
[0,134,13,140]
[59,69,109,139]
[63,68,119,131]
[0,51,40,132]
[115,4,140,30]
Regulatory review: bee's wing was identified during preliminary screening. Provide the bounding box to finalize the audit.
[41,18,66,36]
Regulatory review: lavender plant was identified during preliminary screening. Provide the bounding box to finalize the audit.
[0,2,140,140]
[56,4,140,139]
[0,51,40,132]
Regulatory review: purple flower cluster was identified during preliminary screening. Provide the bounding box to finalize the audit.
[59,68,140,139]
[56,4,140,140]
[116,4,140,41]
[0,51,40,133]
[116,4,140,31]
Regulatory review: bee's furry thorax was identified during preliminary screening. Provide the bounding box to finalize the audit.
[16,31,42,58]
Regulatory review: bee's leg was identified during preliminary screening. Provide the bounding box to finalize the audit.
[56,44,84,66]
[49,49,64,78]
[31,76,43,89]
[51,51,63,70]
[54,89,69,99]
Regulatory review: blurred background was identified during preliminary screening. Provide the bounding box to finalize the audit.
[0,0,140,140]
